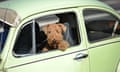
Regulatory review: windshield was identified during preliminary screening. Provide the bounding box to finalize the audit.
[0,21,10,53]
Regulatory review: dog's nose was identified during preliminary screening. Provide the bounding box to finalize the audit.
[53,39,56,43]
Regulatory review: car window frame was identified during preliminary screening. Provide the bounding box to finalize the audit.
[11,8,83,59]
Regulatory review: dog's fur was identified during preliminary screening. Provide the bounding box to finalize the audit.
[42,23,69,52]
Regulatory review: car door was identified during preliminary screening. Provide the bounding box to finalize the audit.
[82,8,120,72]
[4,9,89,72]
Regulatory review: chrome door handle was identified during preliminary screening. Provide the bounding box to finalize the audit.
[74,53,88,60]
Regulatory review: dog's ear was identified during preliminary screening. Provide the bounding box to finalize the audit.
[42,25,49,34]
[58,24,67,32]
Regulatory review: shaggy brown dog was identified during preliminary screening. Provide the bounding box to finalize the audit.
[42,23,69,52]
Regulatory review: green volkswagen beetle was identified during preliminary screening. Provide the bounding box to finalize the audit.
[0,0,120,72]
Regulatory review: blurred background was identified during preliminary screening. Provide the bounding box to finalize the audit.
[101,0,120,10]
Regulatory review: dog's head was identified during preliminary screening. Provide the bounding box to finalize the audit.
[42,23,67,48]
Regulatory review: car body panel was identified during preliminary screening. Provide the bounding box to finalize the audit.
[0,0,113,19]
[88,40,120,72]
[0,0,119,72]
[6,51,89,72]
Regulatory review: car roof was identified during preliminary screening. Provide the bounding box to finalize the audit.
[0,0,113,20]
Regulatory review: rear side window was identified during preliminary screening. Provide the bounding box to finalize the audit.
[83,9,120,42]
[13,12,80,57]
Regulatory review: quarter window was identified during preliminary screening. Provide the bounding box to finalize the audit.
[13,12,80,57]
[83,9,120,42]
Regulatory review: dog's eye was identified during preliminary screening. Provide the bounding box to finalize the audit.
[56,30,59,33]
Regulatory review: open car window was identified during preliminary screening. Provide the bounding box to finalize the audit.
[13,12,80,57]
